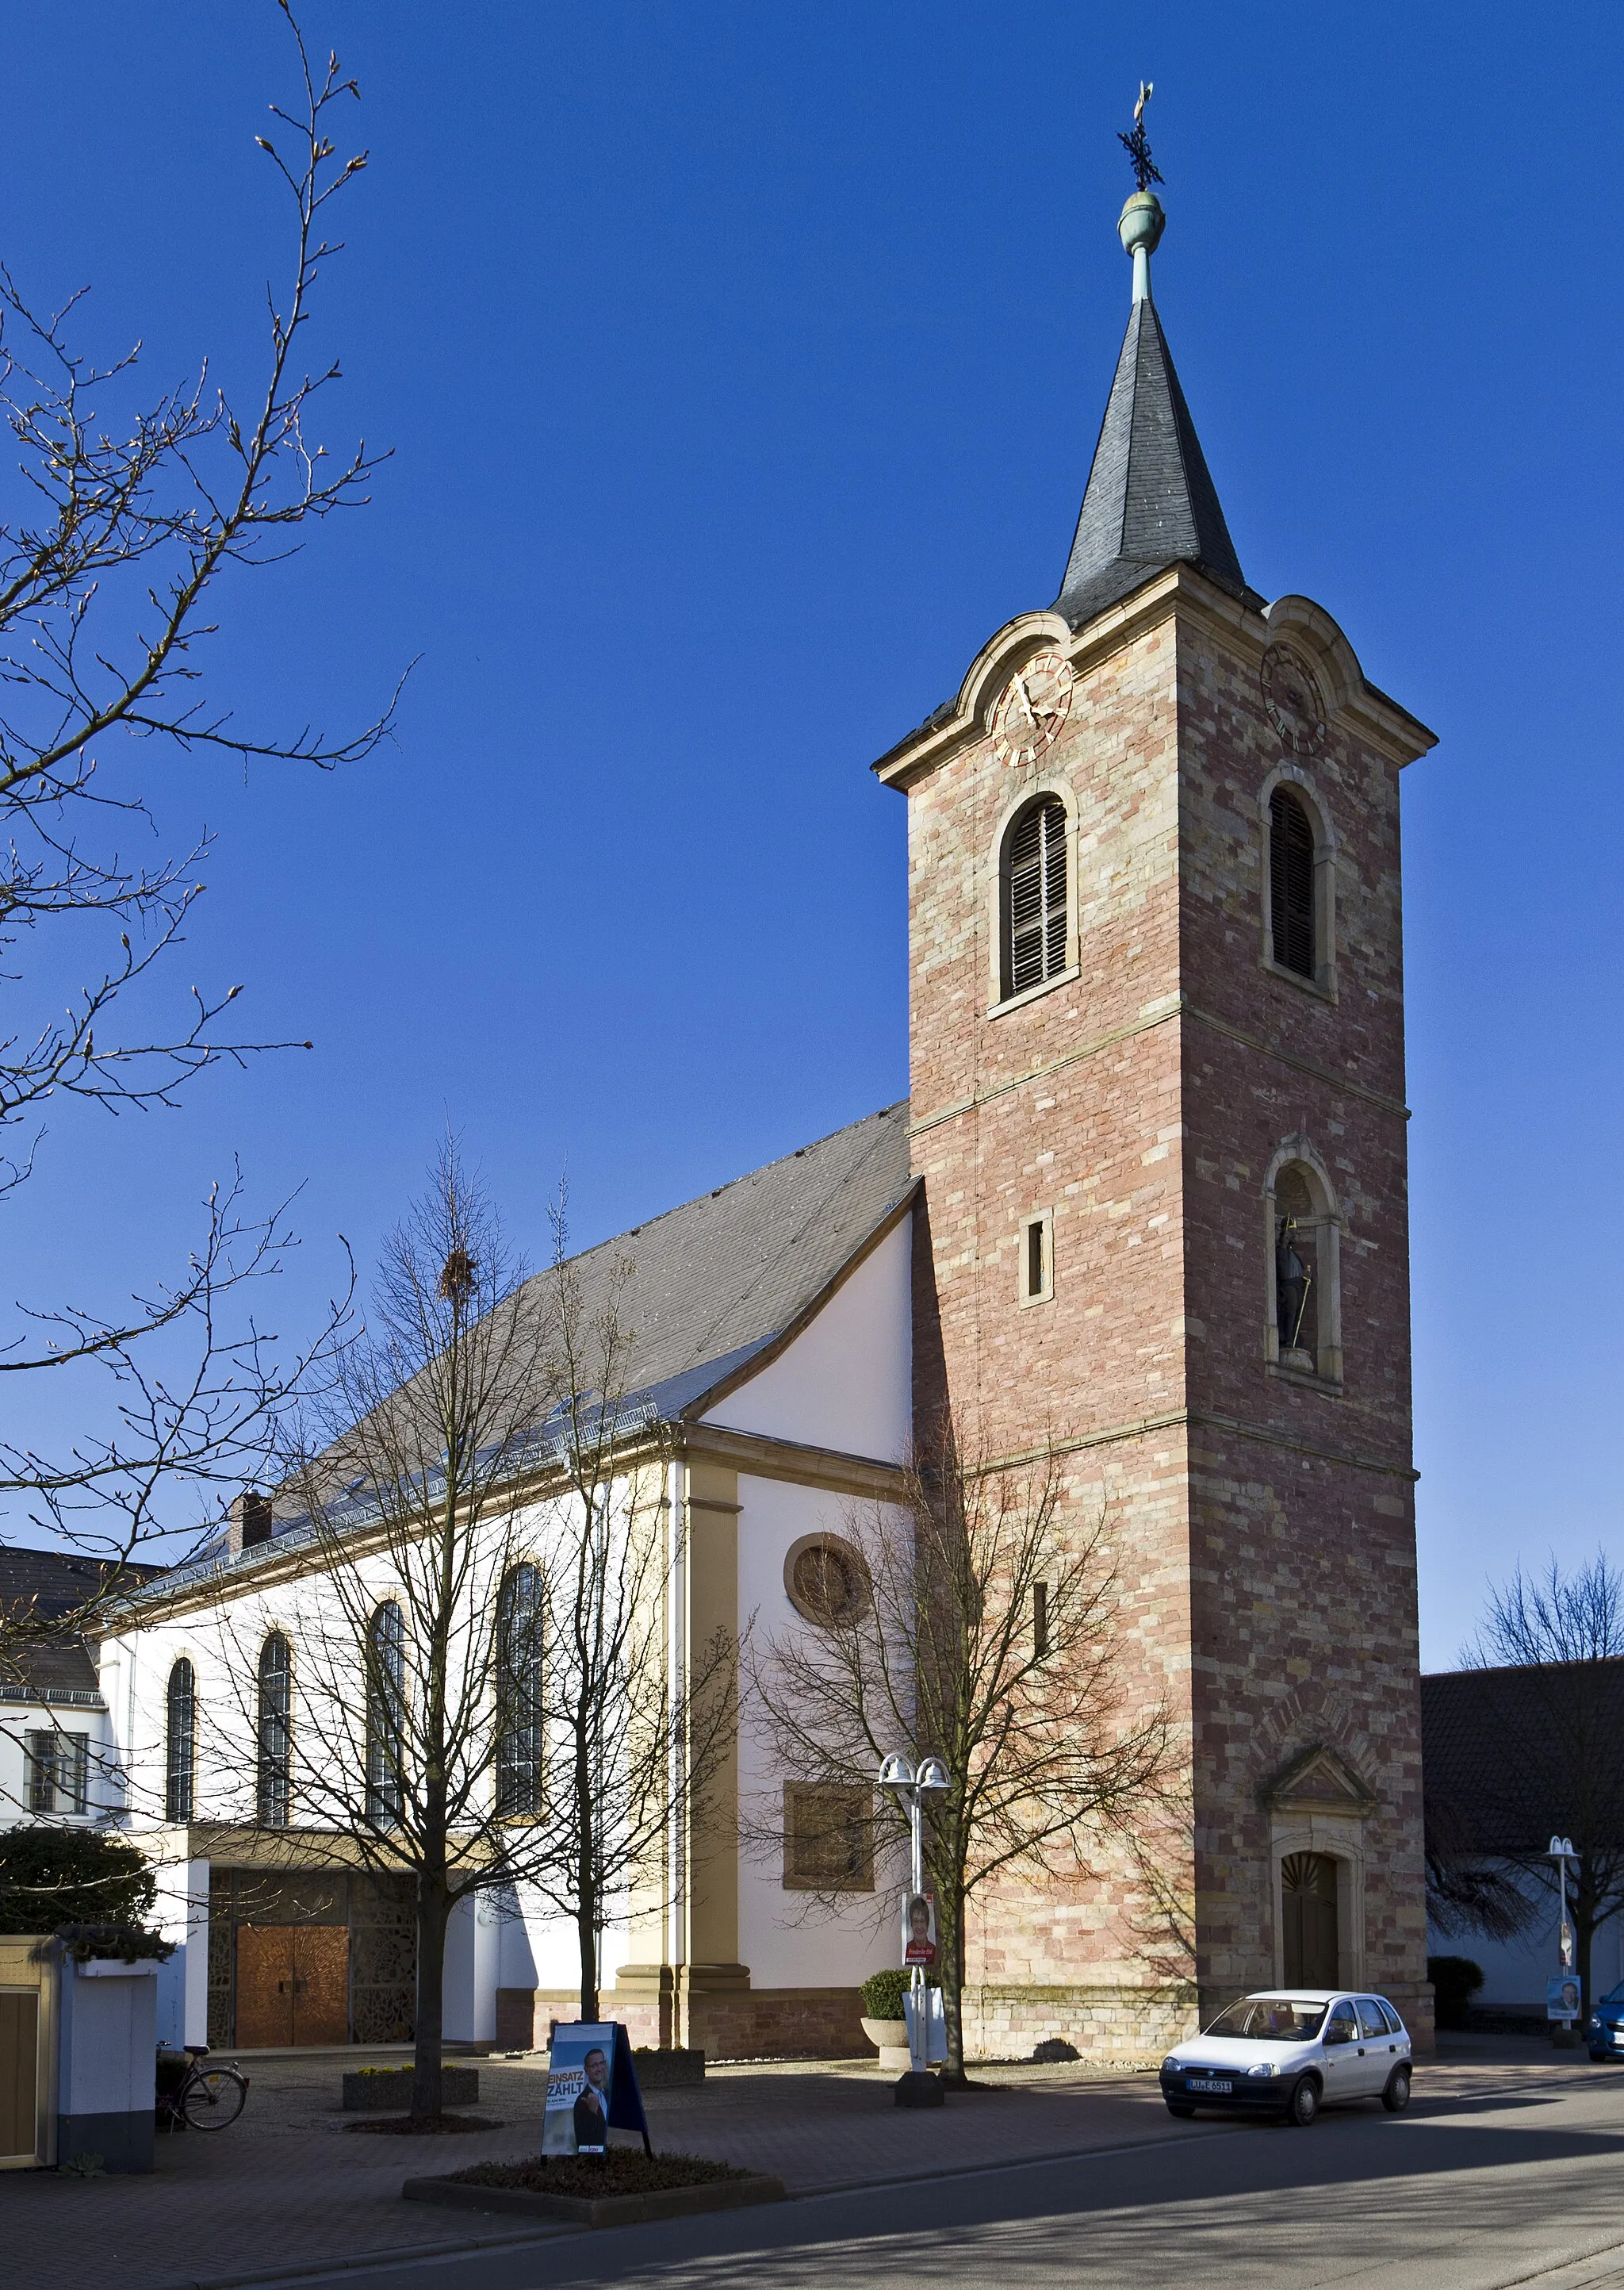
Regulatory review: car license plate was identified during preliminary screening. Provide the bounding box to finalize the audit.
[1187,2076,1232,2093]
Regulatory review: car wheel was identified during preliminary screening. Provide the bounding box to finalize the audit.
[1588,2050,1608,2063]
[1381,2066,1411,2114]
[1285,2075,1320,2127]
[1165,2101,1196,2118]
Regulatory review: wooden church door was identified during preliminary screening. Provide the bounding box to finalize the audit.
[1281,1853,1339,1987]
[236,1924,350,2046]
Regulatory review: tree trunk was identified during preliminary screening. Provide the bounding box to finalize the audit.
[940,1892,967,2085]
[412,1873,450,2121]
[576,1894,598,2023]
[1576,1878,1596,2019]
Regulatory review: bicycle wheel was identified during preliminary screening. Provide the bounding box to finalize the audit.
[182,2067,248,2130]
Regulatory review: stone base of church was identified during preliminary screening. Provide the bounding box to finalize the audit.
[498,1973,868,2060]
[963,1983,1200,2062]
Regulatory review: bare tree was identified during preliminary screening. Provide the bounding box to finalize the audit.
[202,1153,733,2116]
[0,2,396,1652]
[522,1193,737,2023]
[1423,1786,1535,1945]
[215,1146,556,2120]
[746,1432,1174,2083]
[1458,1552,1624,2009]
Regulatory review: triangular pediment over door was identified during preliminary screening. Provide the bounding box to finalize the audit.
[1263,1743,1377,1816]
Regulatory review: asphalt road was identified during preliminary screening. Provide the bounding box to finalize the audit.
[261,2066,1624,2290]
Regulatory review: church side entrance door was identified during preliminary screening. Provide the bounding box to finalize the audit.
[236,1925,350,2047]
[1281,1853,1339,1987]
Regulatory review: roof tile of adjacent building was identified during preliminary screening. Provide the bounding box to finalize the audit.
[1421,1660,1624,1854]
[0,1546,159,1699]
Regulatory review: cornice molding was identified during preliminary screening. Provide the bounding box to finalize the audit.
[871,564,1436,792]
[909,991,1409,1141]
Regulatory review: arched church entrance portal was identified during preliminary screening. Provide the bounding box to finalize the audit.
[1281,1852,1339,1987]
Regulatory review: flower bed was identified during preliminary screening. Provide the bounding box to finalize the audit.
[455,2151,745,2197]
[343,2066,479,2111]
[404,2150,785,2227]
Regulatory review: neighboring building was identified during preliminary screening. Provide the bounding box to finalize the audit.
[1423,1663,1624,2011]
[98,166,1438,2055]
[0,1548,129,1831]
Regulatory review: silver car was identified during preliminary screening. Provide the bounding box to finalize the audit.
[1159,1989,1413,2127]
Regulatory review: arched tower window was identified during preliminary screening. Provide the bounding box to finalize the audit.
[365,1601,407,1827]
[495,1563,544,1818]
[1002,796,1068,999]
[256,1633,292,1828]
[1269,786,1316,977]
[1266,1148,1343,1387]
[1274,1167,1319,1360]
[166,1657,196,1824]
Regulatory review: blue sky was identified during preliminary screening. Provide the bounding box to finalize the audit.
[0,3,1618,1671]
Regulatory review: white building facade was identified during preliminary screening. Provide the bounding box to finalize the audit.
[98,1109,918,2055]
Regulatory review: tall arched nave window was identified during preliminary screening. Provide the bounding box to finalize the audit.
[495,1562,544,1818]
[256,1632,293,1827]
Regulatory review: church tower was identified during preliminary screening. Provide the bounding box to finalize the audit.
[874,144,1437,2050]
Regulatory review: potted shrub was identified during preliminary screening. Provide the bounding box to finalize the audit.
[860,1969,919,2071]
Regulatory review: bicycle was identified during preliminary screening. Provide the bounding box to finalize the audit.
[155,2044,251,2131]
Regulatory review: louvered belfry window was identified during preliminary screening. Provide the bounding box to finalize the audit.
[1005,797,1068,998]
[1270,787,1316,978]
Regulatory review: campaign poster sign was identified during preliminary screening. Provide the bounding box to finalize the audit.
[1547,1974,1581,2023]
[543,2022,616,2155]
[902,1888,937,1967]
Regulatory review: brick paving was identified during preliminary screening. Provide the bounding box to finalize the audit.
[3,2038,1597,2290]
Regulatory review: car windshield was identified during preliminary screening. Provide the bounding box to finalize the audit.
[1205,1997,1327,2043]
[1602,1985,1624,2008]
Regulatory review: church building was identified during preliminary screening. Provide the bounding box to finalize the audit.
[98,159,1437,2058]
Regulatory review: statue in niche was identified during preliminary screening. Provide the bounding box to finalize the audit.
[1274,1169,1317,1359]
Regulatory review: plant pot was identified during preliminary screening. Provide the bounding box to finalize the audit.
[860,2016,910,2073]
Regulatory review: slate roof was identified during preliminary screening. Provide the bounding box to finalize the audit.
[1055,295,1250,628]
[515,1098,915,1425]
[1422,1660,1624,1854]
[876,290,1258,772]
[136,1102,917,1591]
[0,1547,156,1701]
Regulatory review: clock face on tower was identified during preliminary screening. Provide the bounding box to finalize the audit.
[991,651,1074,766]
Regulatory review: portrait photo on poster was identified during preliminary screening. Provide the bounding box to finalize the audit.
[543,2022,616,2155]
[902,1888,937,1966]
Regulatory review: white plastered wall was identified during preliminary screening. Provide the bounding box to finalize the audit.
[1428,1874,1624,2009]
[700,1216,912,1462]
[735,1472,905,1990]
[102,1484,652,2042]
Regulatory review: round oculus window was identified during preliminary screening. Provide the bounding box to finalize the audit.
[785,1536,867,1627]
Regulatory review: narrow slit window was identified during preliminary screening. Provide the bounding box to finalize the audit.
[1034,1581,1051,1659]
[1005,798,1068,998]
[1020,1210,1054,1306]
[1270,787,1316,978]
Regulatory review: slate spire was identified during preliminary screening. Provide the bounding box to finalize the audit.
[1054,178,1247,627]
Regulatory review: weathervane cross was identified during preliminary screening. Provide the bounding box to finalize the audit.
[1118,81,1162,192]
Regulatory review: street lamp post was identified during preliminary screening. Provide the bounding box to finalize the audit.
[1548,1835,1580,2048]
[879,1753,949,2107]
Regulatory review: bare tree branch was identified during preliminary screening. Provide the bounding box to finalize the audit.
[0,3,398,1661]
[746,1428,1174,2082]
